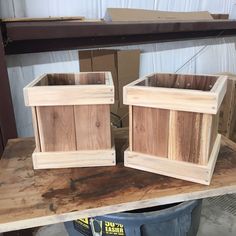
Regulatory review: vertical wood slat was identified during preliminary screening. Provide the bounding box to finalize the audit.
[210,113,219,155]
[31,107,41,152]
[168,111,213,164]
[129,106,133,151]
[36,106,76,152]
[74,104,111,150]
[199,114,213,165]
[132,106,169,157]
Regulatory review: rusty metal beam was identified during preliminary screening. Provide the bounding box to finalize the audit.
[2,20,236,54]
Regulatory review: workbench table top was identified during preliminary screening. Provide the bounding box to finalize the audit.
[0,136,236,232]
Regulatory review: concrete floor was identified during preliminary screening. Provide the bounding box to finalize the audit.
[197,194,236,236]
[36,194,236,236]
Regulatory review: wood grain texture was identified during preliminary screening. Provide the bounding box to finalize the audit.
[210,113,219,155]
[132,106,169,157]
[31,107,41,152]
[24,84,114,106]
[218,75,236,138]
[124,74,227,114]
[125,134,221,185]
[36,106,76,152]
[137,74,217,91]
[129,106,133,151]
[33,147,115,169]
[0,135,235,232]
[74,105,111,150]
[124,86,219,114]
[24,72,114,106]
[168,111,211,164]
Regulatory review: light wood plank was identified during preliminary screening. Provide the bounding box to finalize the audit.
[24,85,114,106]
[124,86,218,114]
[129,106,133,151]
[218,75,236,138]
[36,106,76,152]
[199,114,213,165]
[0,135,235,232]
[74,105,111,150]
[207,134,221,181]
[210,113,219,155]
[31,107,41,152]
[33,147,116,169]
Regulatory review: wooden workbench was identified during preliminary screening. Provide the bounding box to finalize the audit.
[0,136,236,233]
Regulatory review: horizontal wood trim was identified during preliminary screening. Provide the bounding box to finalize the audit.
[33,146,116,169]
[24,85,114,106]
[124,86,218,114]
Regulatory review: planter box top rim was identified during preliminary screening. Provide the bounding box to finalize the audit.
[24,72,114,106]
[124,73,227,114]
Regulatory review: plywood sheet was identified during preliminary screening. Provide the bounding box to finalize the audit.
[0,136,235,233]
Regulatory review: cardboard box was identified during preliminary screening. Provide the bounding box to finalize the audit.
[104,8,213,22]
[79,49,140,127]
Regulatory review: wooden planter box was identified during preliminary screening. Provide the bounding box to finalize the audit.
[24,72,115,169]
[123,73,227,185]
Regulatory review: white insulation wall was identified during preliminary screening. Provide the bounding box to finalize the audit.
[1,0,236,137]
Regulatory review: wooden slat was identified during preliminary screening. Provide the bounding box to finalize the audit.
[33,147,115,169]
[210,113,219,154]
[24,84,114,106]
[36,106,76,152]
[199,114,213,165]
[31,107,41,152]
[132,106,169,157]
[218,75,236,138]
[0,136,235,232]
[129,106,133,151]
[168,111,212,164]
[74,105,111,150]
[124,86,219,114]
